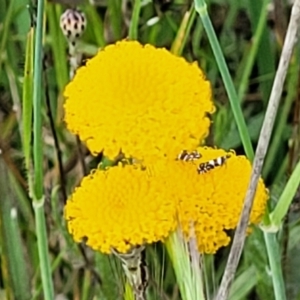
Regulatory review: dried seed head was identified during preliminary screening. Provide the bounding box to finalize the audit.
[60,9,87,44]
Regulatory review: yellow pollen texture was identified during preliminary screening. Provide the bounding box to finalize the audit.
[64,40,214,161]
[64,163,177,254]
[173,147,268,253]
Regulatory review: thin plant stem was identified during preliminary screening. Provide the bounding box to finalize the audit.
[22,28,34,184]
[128,0,141,40]
[215,1,300,299]
[32,0,54,299]
[165,230,205,300]
[108,0,122,40]
[194,0,254,160]
[263,232,286,300]
[33,0,44,200]
[171,4,196,56]
[33,203,55,300]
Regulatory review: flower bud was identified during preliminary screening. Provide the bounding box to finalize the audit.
[60,9,86,44]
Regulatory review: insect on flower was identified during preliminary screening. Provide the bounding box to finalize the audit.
[177,150,202,161]
[197,154,231,174]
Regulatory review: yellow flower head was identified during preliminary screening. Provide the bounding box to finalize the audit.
[174,146,268,253]
[64,40,214,160]
[65,147,268,255]
[65,163,177,254]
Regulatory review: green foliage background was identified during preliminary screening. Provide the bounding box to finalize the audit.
[0,0,300,299]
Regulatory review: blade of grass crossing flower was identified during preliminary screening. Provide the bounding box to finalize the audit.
[171,4,196,56]
[188,231,206,299]
[194,0,254,160]
[165,230,205,300]
[32,0,54,299]
[129,0,141,40]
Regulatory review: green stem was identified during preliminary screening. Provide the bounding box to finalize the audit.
[263,232,286,300]
[33,0,44,199]
[108,0,122,40]
[128,0,141,40]
[34,202,54,300]
[165,230,205,300]
[171,4,196,56]
[22,28,34,183]
[32,0,54,298]
[194,0,254,160]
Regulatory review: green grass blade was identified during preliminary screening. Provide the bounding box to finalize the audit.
[270,159,300,226]
[237,0,269,102]
[22,28,34,175]
[263,56,300,178]
[194,0,254,160]
[33,1,45,199]
[263,232,286,300]
[165,230,205,300]
[32,0,54,298]
[0,0,15,78]
[247,0,276,105]
[95,253,120,299]
[171,4,196,56]
[84,3,106,47]
[107,0,122,41]
[228,266,257,300]
[33,203,54,300]
[0,158,32,300]
[128,0,141,40]
[47,4,69,94]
